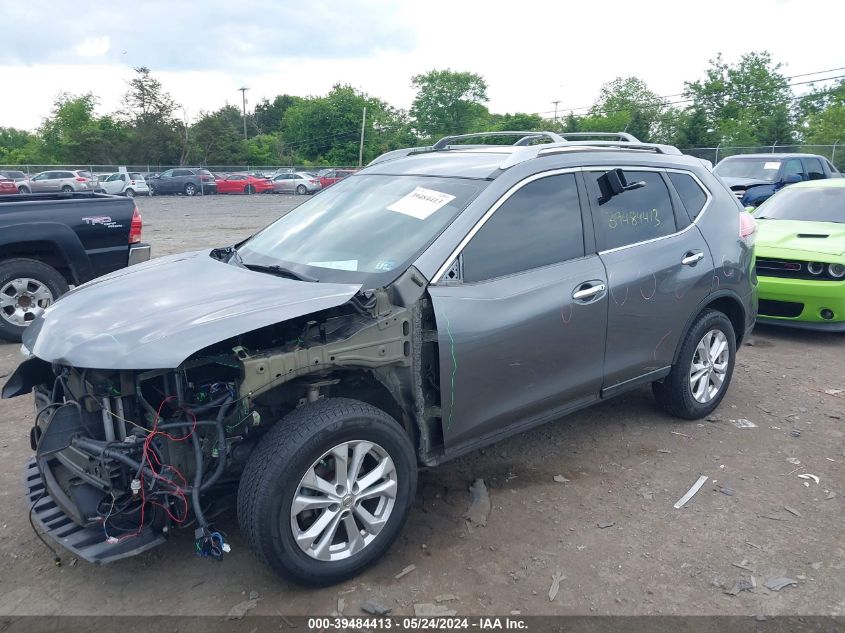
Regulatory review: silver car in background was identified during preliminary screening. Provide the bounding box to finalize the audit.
[20,169,98,193]
[271,171,322,195]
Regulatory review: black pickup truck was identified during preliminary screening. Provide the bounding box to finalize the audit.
[0,192,151,341]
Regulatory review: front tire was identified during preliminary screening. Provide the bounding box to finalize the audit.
[238,398,417,586]
[0,258,69,342]
[652,309,736,419]
[17,186,30,194]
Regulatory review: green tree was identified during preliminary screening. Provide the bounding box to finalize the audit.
[588,77,667,141]
[253,95,302,135]
[281,84,414,165]
[40,93,128,164]
[0,127,47,164]
[410,69,490,139]
[245,133,283,165]
[189,105,247,165]
[487,112,546,132]
[683,51,795,146]
[119,67,185,165]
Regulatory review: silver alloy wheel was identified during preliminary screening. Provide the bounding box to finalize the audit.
[185,183,196,196]
[125,188,135,198]
[689,329,729,403]
[0,277,54,327]
[290,440,397,562]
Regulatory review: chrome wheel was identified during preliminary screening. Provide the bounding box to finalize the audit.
[0,278,54,327]
[290,440,397,562]
[689,329,729,403]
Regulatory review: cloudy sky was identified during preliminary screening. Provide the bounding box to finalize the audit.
[1,0,843,130]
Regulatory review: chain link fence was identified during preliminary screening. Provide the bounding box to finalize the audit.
[3,145,845,175]
[681,144,845,170]
[0,164,358,176]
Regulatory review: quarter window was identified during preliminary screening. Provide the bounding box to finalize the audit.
[668,172,708,219]
[587,170,677,251]
[461,173,584,283]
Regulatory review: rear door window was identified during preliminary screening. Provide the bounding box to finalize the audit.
[461,173,585,282]
[783,159,805,181]
[586,170,677,251]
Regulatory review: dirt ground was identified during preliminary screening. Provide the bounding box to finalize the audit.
[0,193,842,617]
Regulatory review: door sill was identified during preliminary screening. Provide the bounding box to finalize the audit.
[600,366,671,399]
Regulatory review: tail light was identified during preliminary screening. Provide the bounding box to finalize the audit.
[129,180,136,185]
[76,177,88,182]
[310,179,319,184]
[129,206,143,244]
[739,211,756,242]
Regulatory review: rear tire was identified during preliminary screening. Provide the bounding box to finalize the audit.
[652,309,736,420]
[238,397,417,586]
[61,185,73,193]
[184,183,197,196]
[244,184,255,194]
[296,184,308,195]
[0,258,69,342]
[124,188,135,198]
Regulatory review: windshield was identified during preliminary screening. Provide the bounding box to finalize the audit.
[754,186,845,223]
[237,174,487,284]
[714,158,781,181]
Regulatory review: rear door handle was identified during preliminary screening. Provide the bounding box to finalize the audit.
[681,251,704,266]
[572,282,606,302]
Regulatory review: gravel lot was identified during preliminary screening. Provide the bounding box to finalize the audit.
[0,194,843,617]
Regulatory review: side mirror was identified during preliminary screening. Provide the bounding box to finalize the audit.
[783,174,802,185]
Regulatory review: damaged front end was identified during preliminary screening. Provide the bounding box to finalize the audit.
[7,278,431,565]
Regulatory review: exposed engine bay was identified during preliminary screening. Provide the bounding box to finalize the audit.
[10,277,442,565]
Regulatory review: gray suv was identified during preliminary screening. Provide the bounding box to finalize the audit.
[147,167,217,196]
[4,131,756,586]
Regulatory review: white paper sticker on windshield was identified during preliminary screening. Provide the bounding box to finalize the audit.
[307,260,358,271]
[387,187,456,220]
[763,161,781,170]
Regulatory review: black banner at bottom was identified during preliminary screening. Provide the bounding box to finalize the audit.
[0,615,842,633]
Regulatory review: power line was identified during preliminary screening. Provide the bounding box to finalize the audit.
[532,65,845,117]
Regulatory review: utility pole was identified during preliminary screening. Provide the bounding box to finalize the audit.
[552,100,560,123]
[358,106,367,167]
[239,87,249,140]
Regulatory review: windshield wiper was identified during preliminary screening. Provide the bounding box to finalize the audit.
[244,263,319,283]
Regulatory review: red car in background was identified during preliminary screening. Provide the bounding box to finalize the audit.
[215,173,274,194]
[0,177,18,194]
[318,168,357,189]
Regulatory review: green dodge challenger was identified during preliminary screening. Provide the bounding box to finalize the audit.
[753,179,845,331]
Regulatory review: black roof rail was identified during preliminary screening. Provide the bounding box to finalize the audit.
[432,131,564,150]
[557,132,642,142]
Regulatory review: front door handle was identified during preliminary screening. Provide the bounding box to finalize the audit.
[572,282,606,302]
[681,251,704,266]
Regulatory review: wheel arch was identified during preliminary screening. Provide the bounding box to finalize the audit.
[0,228,91,285]
[672,291,747,365]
